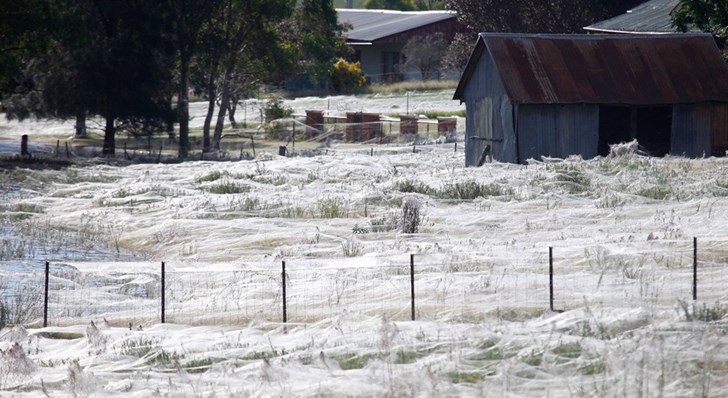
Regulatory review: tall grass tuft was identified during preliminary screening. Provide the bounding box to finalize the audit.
[678,300,727,322]
[436,181,512,200]
[315,197,348,218]
[208,181,249,194]
[402,197,421,233]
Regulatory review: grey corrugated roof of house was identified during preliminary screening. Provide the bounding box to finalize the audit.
[337,9,456,44]
[454,33,728,105]
[584,0,696,34]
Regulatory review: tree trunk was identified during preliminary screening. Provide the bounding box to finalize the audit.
[74,110,87,138]
[213,73,231,150]
[228,99,238,129]
[102,116,115,155]
[177,53,191,158]
[202,72,217,153]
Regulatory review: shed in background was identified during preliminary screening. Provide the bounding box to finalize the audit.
[454,33,728,165]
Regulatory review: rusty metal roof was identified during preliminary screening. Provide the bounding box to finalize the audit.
[454,33,728,105]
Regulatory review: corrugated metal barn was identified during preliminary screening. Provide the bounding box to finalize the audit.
[453,33,728,165]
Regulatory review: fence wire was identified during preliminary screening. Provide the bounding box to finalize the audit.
[1,237,726,327]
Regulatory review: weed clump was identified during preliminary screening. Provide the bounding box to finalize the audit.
[402,197,421,234]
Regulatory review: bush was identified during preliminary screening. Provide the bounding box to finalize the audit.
[678,300,727,322]
[262,95,293,123]
[402,197,421,233]
[330,58,366,94]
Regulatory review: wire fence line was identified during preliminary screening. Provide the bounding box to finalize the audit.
[0,237,725,328]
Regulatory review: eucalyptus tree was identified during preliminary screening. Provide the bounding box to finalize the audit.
[281,0,349,91]
[2,0,175,154]
[195,0,294,152]
[166,0,223,158]
[673,0,728,49]
[66,0,175,155]
[0,0,54,98]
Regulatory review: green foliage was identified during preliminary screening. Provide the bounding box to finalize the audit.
[672,0,728,49]
[196,171,225,183]
[394,350,417,364]
[678,300,728,322]
[364,0,416,10]
[336,353,377,370]
[315,196,348,218]
[263,96,294,123]
[436,181,512,199]
[208,181,250,194]
[402,197,421,233]
[447,370,483,384]
[367,80,457,94]
[395,179,435,195]
[395,179,511,199]
[552,342,582,359]
[289,0,348,86]
[330,58,366,94]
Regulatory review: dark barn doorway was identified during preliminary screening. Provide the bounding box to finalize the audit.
[598,106,672,156]
[636,106,672,156]
[598,106,631,156]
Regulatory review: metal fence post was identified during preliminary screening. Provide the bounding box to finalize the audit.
[410,254,415,321]
[161,262,166,323]
[693,237,698,301]
[43,261,49,328]
[282,261,287,324]
[549,247,554,312]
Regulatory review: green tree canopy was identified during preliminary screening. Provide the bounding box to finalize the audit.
[673,0,728,48]
[364,0,417,11]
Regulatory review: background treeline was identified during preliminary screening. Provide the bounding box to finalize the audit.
[1,0,720,159]
[0,0,348,157]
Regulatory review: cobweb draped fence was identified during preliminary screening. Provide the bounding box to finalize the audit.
[0,237,725,328]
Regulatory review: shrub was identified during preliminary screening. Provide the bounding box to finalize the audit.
[262,95,293,123]
[678,300,728,322]
[395,179,434,195]
[208,181,249,195]
[330,58,366,94]
[342,235,363,257]
[315,197,348,218]
[402,197,421,233]
[437,181,511,200]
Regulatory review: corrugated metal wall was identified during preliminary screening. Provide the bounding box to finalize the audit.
[517,105,599,162]
[462,49,517,165]
[672,104,711,157]
[711,103,728,156]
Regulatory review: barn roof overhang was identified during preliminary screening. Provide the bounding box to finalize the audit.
[338,9,457,44]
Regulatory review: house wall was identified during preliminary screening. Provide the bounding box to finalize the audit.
[356,43,407,83]
[517,105,599,162]
[461,49,517,165]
